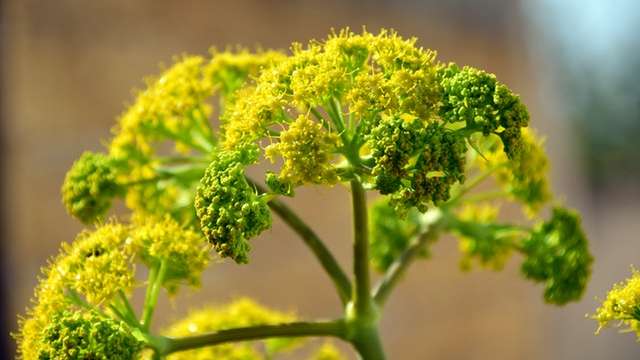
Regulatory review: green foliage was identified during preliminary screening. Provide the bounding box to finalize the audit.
[520,207,592,305]
[62,151,121,224]
[195,146,271,263]
[38,311,142,360]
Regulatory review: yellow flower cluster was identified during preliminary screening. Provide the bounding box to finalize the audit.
[472,129,551,215]
[16,217,210,359]
[595,269,640,338]
[16,222,133,359]
[265,114,341,186]
[206,48,286,98]
[131,215,210,294]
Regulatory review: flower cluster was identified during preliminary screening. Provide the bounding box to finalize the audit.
[61,151,121,224]
[594,269,640,338]
[195,147,271,263]
[16,217,209,359]
[520,207,592,305]
[265,114,341,186]
[131,215,210,294]
[206,49,285,98]
[37,310,142,360]
[438,63,530,157]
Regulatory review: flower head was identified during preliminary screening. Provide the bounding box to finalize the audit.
[594,269,640,338]
[131,215,210,294]
[57,223,136,304]
[37,310,141,360]
[62,152,121,224]
[521,207,592,304]
[265,114,341,186]
[195,146,271,263]
[438,63,529,158]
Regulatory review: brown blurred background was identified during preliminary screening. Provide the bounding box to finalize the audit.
[2,0,640,358]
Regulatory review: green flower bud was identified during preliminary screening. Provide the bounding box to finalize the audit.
[521,207,592,305]
[195,147,271,263]
[438,64,529,158]
[61,152,121,224]
[38,310,141,360]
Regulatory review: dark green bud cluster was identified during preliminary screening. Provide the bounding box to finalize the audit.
[369,197,425,272]
[61,151,121,224]
[195,146,271,263]
[438,64,529,158]
[366,115,466,212]
[37,311,141,360]
[393,124,466,212]
[521,207,593,305]
[367,114,427,195]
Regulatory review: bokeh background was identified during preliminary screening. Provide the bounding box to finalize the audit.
[2,0,639,358]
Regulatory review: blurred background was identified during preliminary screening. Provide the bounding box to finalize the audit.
[2,0,639,358]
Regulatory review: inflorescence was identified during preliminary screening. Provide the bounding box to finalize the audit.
[17,28,594,359]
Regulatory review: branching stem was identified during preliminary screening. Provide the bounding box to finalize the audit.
[158,320,347,355]
[247,178,352,304]
[373,211,444,306]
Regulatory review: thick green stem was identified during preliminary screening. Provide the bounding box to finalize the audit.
[350,180,372,317]
[249,178,352,304]
[159,320,347,355]
[373,211,443,306]
[350,326,386,360]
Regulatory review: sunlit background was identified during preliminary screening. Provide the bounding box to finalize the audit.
[2,0,639,358]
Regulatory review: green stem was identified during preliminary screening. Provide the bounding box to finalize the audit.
[373,211,443,306]
[118,290,137,322]
[350,180,372,317]
[159,320,347,355]
[248,178,352,304]
[350,326,386,360]
[446,164,505,207]
[141,260,168,331]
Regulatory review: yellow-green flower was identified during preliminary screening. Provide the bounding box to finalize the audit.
[131,215,210,294]
[265,114,341,186]
[595,269,640,338]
